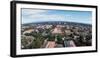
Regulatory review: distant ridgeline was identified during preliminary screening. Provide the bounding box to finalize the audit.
[22,21,92,27]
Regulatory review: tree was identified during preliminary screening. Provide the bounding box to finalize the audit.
[47,35,55,41]
[30,37,44,48]
[56,34,63,44]
[21,36,28,49]
[21,36,34,49]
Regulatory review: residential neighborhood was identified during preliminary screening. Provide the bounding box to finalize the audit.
[21,21,92,49]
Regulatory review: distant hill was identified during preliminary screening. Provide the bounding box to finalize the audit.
[22,21,92,27]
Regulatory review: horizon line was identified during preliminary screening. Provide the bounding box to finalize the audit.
[22,21,92,25]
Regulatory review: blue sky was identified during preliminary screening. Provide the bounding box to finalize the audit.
[22,8,92,24]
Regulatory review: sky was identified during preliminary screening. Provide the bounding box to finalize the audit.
[21,8,92,24]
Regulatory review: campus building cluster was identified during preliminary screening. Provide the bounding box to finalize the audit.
[21,21,92,49]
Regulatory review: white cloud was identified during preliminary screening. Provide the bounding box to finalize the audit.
[22,9,48,15]
[29,14,71,22]
[22,9,71,22]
